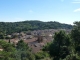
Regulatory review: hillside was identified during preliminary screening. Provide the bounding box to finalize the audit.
[0,20,73,34]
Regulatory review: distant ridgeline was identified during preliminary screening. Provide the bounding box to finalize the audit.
[0,20,73,34]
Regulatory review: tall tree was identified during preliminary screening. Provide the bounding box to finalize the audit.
[44,31,71,60]
[71,21,80,55]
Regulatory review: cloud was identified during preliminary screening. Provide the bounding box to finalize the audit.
[72,0,80,3]
[73,8,80,12]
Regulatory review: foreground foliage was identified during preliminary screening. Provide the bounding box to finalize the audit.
[43,21,80,60]
[0,40,35,60]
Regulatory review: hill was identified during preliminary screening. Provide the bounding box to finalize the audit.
[0,20,73,34]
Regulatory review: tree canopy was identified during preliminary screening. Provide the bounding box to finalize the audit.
[0,20,72,35]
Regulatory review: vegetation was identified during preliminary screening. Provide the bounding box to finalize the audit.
[1,21,80,60]
[35,51,49,59]
[0,40,35,60]
[42,21,80,60]
[0,20,72,35]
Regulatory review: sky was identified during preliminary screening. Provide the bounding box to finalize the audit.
[0,0,80,24]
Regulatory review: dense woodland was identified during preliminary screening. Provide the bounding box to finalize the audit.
[0,20,72,35]
[1,21,80,60]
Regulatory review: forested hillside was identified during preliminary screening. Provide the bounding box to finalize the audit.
[0,20,72,34]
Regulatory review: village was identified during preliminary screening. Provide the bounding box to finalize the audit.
[0,29,71,53]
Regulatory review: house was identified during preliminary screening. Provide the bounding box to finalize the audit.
[0,46,3,51]
[0,49,3,51]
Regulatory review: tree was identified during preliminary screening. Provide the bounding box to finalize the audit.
[37,35,43,43]
[0,40,16,60]
[35,51,49,59]
[62,21,80,60]
[43,31,71,60]
[16,40,35,60]
[0,21,72,35]
[16,40,29,51]
[71,21,80,56]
